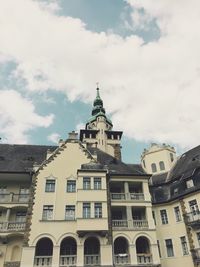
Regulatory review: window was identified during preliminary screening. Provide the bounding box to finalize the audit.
[180,236,189,255]
[83,203,91,218]
[152,211,156,225]
[83,177,91,190]
[45,180,55,192]
[159,161,165,171]
[67,181,76,192]
[170,153,174,162]
[160,209,168,224]
[94,203,102,218]
[165,239,174,257]
[189,199,199,215]
[19,187,29,202]
[16,211,27,222]
[174,206,181,222]
[151,163,157,173]
[65,205,75,220]
[157,240,162,258]
[196,232,200,247]
[42,205,53,220]
[143,160,146,168]
[186,179,194,189]
[94,178,101,190]
[0,186,7,200]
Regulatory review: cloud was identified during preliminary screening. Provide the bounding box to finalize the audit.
[47,132,61,143]
[0,90,54,143]
[0,0,200,150]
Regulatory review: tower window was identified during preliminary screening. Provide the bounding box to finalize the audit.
[143,160,146,168]
[170,153,174,162]
[159,161,165,171]
[151,163,157,173]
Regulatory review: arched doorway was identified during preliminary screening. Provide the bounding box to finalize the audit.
[84,237,100,265]
[114,237,130,264]
[34,237,53,266]
[60,237,77,266]
[136,236,152,264]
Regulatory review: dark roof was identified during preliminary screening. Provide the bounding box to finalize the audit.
[85,147,147,176]
[0,144,56,173]
[150,145,200,204]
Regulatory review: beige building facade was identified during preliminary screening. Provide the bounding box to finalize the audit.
[0,88,200,267]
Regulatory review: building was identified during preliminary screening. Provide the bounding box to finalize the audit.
[0,87,199,267]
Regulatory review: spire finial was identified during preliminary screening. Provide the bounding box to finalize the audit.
[96,82,100,98]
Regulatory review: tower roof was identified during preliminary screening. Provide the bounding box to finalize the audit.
[87,86,113,126]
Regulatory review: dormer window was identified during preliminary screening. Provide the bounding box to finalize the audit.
[186,179,194,189]
[151,163,157,173]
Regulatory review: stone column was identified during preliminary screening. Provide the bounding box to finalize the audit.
[124,182,129,199]
[146,206,155,229]
[151,243,160,265]
[52,245,60,267]
[77,244,84,267]
[129,244,137,265]
[101,244,113,266]
[126,206,133,228]
[6,208,11,221]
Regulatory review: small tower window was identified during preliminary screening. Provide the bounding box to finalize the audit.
[170,153,174,162]
[159,161,165,171]
[151,163,157,173]
[143,160,146,168]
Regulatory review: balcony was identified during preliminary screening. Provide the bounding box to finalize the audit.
[111,193,144,202]
[0,222,26,232]
[60,255,77,266]
[185,211,200,228]
[0,193,29,204]
[114,254,130,265]
[34,256,52,266]
[84,255,100,265]
[4,262,20,267]
[137,254,152,264]
[112,220,148,230]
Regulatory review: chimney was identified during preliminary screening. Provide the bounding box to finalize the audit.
[68,131,78,140]
[114,144,122,161]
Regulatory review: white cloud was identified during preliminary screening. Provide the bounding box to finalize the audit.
[0,0,200,150]
[47,132,60,143]
[0,90,54,143]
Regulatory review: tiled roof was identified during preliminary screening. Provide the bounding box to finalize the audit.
[0,144,56,172]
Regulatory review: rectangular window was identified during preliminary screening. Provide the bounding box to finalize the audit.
[19,187,29,202]
[186,179,194,189]
[83,203,91,218]
[42,205,53,220]
[45,180,55,192]
[83,177,91,190]
[160,209,168,224]
[94,203,102,218]
[0,186,7,201]
[197,232,200,247]
[180,236,189,255]
[67,181,76,192]
[65,205,75,220]
[189,199,199,215]
[94,178,102,190]
[16,211,27,222]
[157,240,162,258]
[165,239,174,257]
[174,206,181,222]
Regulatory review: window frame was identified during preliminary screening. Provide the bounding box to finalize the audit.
[165,239,174,257]
[65,205,75,221]
[45,179,56,192]
[160,209,168,225]
[83,177,91,190]
[180,236,189,255]
[94,177,102,190]
[83,202,91,218]
[94,202,102,218]
[174,206,182,222]
[42,205,53,220]
[67,180,76,193]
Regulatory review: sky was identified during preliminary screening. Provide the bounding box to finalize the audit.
[0,0,200,163]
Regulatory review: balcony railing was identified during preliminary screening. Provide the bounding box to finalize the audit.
[137,254,152,264]
[60,255,77,266]
[111,193,144,201]
[185,211,200,224]
[114,254,130,265]
[4,262,20,267]
[112,220,148,229]
[34,256,52,266]
[84,255,100,265]
[0,222,26,232]
[132,220,149,229]
[112,220,128,228]
[0,193,29,203]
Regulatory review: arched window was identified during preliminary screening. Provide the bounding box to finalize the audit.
[34,237,53,266]
[114,237,129,264]
[60,237,77,266]
[136,236,152,264]
[159,161,165,171]
[151,163,157,173]
[84,237,100,265]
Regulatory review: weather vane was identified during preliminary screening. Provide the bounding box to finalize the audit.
[96,82,99,88]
